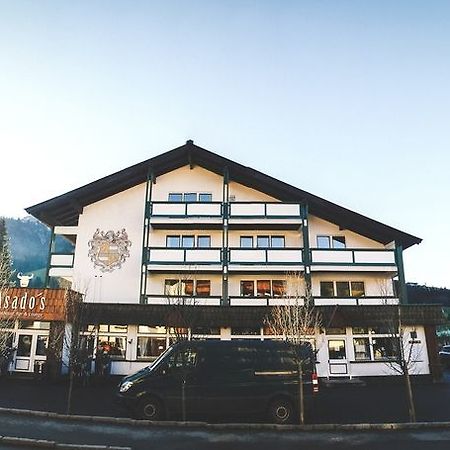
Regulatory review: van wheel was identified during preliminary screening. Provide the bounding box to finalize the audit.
[136,396,164,421]
[268,398,294,424]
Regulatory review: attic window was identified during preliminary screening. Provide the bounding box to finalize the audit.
[317,235,346,249]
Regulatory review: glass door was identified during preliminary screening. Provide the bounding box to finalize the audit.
[14,333,49,372]
[15,334,33,371]
[327,339,348,376]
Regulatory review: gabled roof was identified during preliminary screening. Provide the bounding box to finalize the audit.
[25,140,421,249]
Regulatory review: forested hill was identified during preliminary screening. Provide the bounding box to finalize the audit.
[4,216,73,287]
[407,283,450,307]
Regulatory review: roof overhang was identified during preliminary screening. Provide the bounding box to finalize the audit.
[25,141,421,249]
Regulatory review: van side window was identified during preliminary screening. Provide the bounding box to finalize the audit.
[167,347,197,371]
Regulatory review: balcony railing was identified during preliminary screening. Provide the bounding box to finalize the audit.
[145,294,221,306]
[148,201,302,220]
[228,202,302,219]
[311,248,396,267]
[228,248,303,265]
[48,252,74,277]
[147,247,222,265]
[314,296,399,306]
[149,201,223,217]
[229,296,302,306]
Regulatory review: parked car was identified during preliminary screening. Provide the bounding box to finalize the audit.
[439,345,450,369]
[116,339,318,424]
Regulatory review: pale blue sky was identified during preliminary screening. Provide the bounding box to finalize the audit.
[0,1,449,287]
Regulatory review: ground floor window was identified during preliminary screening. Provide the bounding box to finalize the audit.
[80,324,128,360]
[352,327,398,361]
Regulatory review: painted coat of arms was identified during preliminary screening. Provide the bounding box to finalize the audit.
[88,228,132,272]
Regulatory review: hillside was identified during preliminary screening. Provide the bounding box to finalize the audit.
[4,216,73,287]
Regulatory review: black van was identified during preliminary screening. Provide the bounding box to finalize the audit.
[116,339,318,424]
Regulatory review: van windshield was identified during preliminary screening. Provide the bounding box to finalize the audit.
[147,345,174,372]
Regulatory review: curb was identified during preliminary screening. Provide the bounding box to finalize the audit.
[0,435,130,450]
[1,407,450,433]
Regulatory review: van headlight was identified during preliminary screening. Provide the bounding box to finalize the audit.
[120,381,134,393]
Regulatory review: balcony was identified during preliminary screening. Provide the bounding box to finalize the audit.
[314,296,399,306]
[147,201,303,229]
[228,202,302,229]
[228,248,303,272]
[144,294,221,306]
[229,296,303,306]
[310,248,397,272]
[146,247,222,271]
[48,252,74,278]
[148,202,223,228]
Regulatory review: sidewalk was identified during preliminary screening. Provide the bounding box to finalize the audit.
[0,374,449,424]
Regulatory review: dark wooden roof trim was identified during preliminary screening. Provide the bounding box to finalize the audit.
[25,142,421,248]
[82,304,444,328]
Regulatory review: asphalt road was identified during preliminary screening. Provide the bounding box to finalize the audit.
[1,374,450,424]
[1,412,450,450]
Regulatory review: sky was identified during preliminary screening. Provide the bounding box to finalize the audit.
[0,1,449,288]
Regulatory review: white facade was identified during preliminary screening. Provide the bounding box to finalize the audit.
[43,156,432,379]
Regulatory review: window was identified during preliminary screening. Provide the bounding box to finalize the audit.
[332,236,346,248]
[320,281,335,297]
[272,280,286,297]
[240,280,254,296]
[328,340,346,359]
[271,236,285,248]
[181,235,195,248]
[197,236,211,248]
[373,337,396,360]
[138,326,167,334]
[167,347,198,370]
[325,327,346,335]
[352,328,397,361]
[183,193,197,202]
[168,193,182,202]
[256,236,270,248]
[240,236,253,248]
[196,280,211,296]
[336,281,350,297]
[231,327,261,336]
[317,236,330,248]
[19,321,50,330]
[166,235,180,248]
[353,338,370,360]
[137,325,169,360]
[165,279,207,297]
[257,280,271,297]
[182,280,194,296]
[97,324,128,359]
[316,235,346,248]
[164,279,179,296]
[351,281,365,297]
[199,193,212,202]
[137,337,167,359]
[320,281,365,297]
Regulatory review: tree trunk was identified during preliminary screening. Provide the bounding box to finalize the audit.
[181,378,186,422]
[403,363,416,422]
[66,368,74,415]
[298,361,304,425]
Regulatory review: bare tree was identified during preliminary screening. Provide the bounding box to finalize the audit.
[267,272,322,425]
[376,278,420,422]
[384,305,421,422]
[0,224,17,376]
[165,272,200,342]
[164,271,200,421]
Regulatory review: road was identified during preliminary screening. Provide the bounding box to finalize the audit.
[1,411,450,450]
